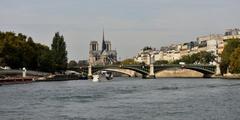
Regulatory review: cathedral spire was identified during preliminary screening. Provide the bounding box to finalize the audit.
[102,29,106,52]
[103,28,105,41]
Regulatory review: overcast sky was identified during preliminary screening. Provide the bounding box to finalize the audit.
[1,0,239,61]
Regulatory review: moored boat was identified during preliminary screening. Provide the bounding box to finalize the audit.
[91,71,114,82]
[0,77,33,85]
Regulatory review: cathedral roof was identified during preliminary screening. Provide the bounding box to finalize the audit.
[101,50,108,56]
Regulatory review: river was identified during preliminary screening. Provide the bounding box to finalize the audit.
[0,78,240,120]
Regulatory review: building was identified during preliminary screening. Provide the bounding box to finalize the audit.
[223,28,240,40]
[133,28,239,65]
[88,31,117,65]
[159,51,181,62]
[134,47,158,65]
[196,34,223,56]
[157,44,181,62]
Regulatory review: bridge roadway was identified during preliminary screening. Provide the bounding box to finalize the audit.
[74,64,217,78]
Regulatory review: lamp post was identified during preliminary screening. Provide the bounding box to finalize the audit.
[22,67,27,78]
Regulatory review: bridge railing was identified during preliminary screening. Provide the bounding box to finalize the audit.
[154,64,216,73]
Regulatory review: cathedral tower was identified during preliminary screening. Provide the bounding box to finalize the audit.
[90,41,98,51]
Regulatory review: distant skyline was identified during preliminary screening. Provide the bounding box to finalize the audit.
[1,0,239,61]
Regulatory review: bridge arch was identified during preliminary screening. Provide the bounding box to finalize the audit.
[184,66,215,75]
[93,68,136,77]
[154,65,216,78]
[91,65,149,77]
[120,66,149,76]
[155,68,204,77]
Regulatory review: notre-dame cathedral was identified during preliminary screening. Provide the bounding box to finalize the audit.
[88,31,117,65]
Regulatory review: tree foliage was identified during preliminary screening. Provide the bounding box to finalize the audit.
[0,31,53,72]
[143,46,152,51]
[229,47,240,73]
[68,60,78,68]
[120,58,140,65]
[154,60,169,65]
[51,32,68,71]
[172,51,216,64]
[220,39,240,74]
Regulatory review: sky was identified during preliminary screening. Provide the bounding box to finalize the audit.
[0,0,240,61]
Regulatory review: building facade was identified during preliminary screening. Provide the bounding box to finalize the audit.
[134,47,157,65]
[88,31,117,65]
[197,34,223,56]
[134,28,239,65]
[223,28,240,40]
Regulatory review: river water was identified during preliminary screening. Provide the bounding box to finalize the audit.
[1,78,240,120]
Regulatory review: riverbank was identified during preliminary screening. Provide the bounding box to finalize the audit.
[36,74,87,82]
[0,74,88,85]
[223,73,240,79]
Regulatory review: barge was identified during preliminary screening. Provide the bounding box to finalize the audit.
[0,77,33,85]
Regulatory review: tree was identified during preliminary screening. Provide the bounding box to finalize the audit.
[36,44,53,72]
[51,32,68,71]
[121,58,140,65]
[154,60,169,65]
[220,39,240,74]
[196,51,216,64]
[22,37,38,70]
[229,47,240,73]
[172,51,216,64]
[0,31,54,72]
[143,46,152,51]
[68,60,78,68]
[78,60,88,66]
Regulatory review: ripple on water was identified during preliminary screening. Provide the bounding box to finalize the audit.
[1,78,240,120]
[53,94,105,103]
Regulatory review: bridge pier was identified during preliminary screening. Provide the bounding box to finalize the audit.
[88,65,93,79]
[215,63,221,76]
[143,64,155,79]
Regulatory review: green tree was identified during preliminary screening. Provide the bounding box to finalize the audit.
[121,58,140,65]
[0,31,54,72]
[154,60,169,65]
[51,32,68,71]
[22,37,38,70]
[220,39,240,74]
[36,43,53,72]
[1,41,21,68]
[180,55,194,64]
[172,51,215,64]
[196,51,216,64]
[68,60,78,68]
[229,47,240,73]
[143,46,152,51]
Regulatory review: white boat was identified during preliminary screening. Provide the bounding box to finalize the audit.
[92,71,113,82]
[92,75,100,82]
[101,71,113,80]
